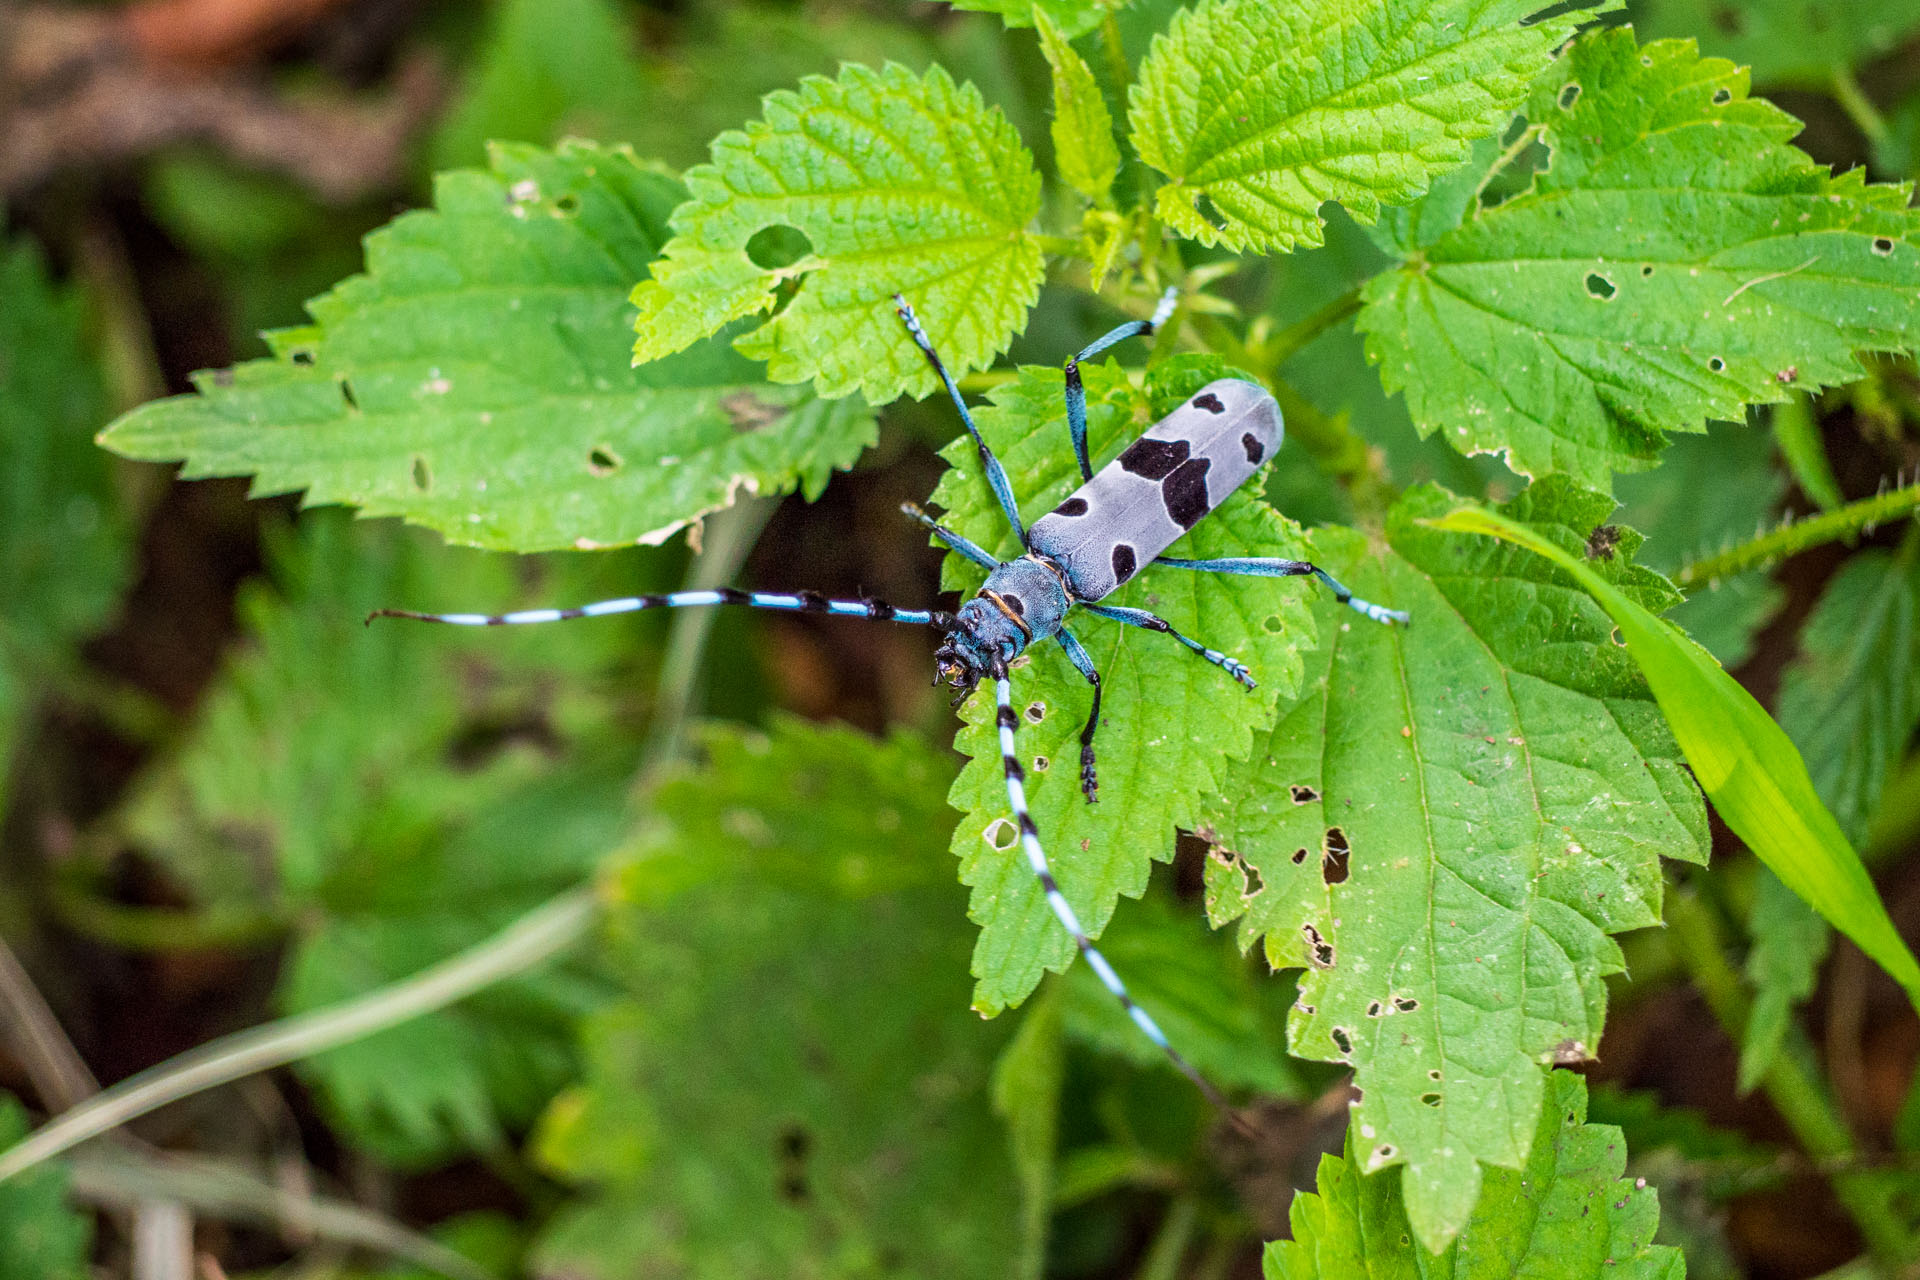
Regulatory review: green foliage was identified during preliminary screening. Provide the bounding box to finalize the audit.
[534,719,1025,1279]
[1205,479,1706,1247]
[932,360,1317,1014]
[0,1096,91,1280]
[1361,31,1920,487]
[115,511,648,1164]
[951,0,1120,39]
[100,141,873,553]
[1036,11,1120,205]
[1632,0,1920,87]
[1128,0,1615,254]
[1269,1071,1683,1278]
[630,63,1046,403]
[0,240,129,796]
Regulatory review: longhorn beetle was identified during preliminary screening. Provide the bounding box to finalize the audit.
[372,288,1408,1110]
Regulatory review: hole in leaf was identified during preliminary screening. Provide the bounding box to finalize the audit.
[1033,756,1049,772]
[1025,702,1046,723]
[588,445,622,476]
[1428,1069,1442,1081]
[1291,847,1309,865]
[1641,264,1654,276]
[1394,996,1419,1012]
[1367,1000,1384,1017]
[338,378,358,410]
[1584,272,1617,301]
[1421,1092,1442,1107]
[555,193,580,214]
[1557,82,1581,110]
[1374,1143,1396,1161]
[1708,356,1726,373]
[1290,785,1319,804]
[985,818,1017,851]
[290,348,316,366]
[1193,193,1229,230]
[1330,1026,1352,1055]
[1322,827,1350,885]
[410,455,431,492]
[746,224,814,270]
[1711,87,1732,105]
[1874,237,1896,257]
[1262,615,1283,633]
[777,1125,812,1203]
[1302,923,1335,968]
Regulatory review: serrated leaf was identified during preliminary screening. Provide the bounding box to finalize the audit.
[0,239,130,796]
[950,0,1121,39]
[1737,868,1829,1094]
[1634,0,1920,88]
[100,141,874,553]
[1360,30,1920,487]
[533,719,1022,1280]
[115,511,649,1164]
[1203,478,1708,1248]
[630,63,1045,403]
[0,1095,91,1280]
[1128,0,1615,255]
[1036,11,1121,204]
[1268,1071,1683,1278]
[931,361,1317,1015]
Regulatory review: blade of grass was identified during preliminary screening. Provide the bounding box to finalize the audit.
[1425,504,1920,1013]
[0,887,597,1183]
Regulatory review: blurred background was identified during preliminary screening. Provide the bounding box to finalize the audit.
[6,1,1920,1277]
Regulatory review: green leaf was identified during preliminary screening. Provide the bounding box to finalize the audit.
[1633,0,1920,87]
[0,239,130,796]
[630,63,1045,403]
[931,361,1318,1015]
[100,141,875,553]
[1360,29,1920,487]
[533,719,1024,1280]
[1426,498,1920,1019]
[992,987,1064,1280]
[1738,541,1920,1088]
[1268,1071,1684,1278]
[0,1095,91,1280]
[1203,478,1706,1249]
[1128,0,1615,254]
[950,0,1120,39]
[115,511,650,1164]
[1036,11,1121,205]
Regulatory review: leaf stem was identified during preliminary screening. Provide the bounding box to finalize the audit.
[1665,885,1915,1272]
[1676,483,1920,589]
[1831,65,1889,147]
[1135,1193,1199,1280]
[0,887,597,1184]
[1259,285,1364,370]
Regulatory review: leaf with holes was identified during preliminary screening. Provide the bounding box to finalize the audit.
[1269,1071,1683,1278]
[533,719,1023,1280]
[0,240,130,806]
[932,358,1318,1016]
[1127,0,1616,255]
[115,511,653,1165]
[630,62,1045,404]
[1360,30,1920,487]
[99,141,874,553]
[1199,478,1708,1249]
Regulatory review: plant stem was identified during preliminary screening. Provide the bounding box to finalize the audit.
[1831,65,1889,147]
[1665,886,1915,1271]
[1135,1193,1199,1280]
[1260,285,1364,370]
[0,887,597,1184]
[1676,482,1920,590]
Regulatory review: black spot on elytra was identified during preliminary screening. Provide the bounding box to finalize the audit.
[1242,432,1265,464]
[1193,392,1225,414]
[1054,496,1089,517]
[1118,436,1189,481]
[1111,544,1138,583]
[1162,457,1213,529]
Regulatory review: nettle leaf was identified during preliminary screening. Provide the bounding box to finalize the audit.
[630,63,1045,403]
[949,0,1119,40]
[1360,30,1920,487]
[1269,1071,1682,1278]
[0,1095,92,1280]
[117,511,651,1164]
[1635,0,1920,88]
[1036,11,1121,205]
[100,141,874,553]
[0,240,130,793]
[931,360,1317,1015]
[534,719,1023,1280]
[1128,0,1615,255]
[1201,478,1708,1248]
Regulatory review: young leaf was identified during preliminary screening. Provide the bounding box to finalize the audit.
[1360,30,1920,487]
[0,240,130,797]
[1036,11,1121,205]
[1203,478,1707,1249]
[1269,1071,1683,1278]
[931,361,1317,1015]
[1128,0,1617,255]
[0,1095,91,1280]
[630,63,1046,403]
[114,512,648,1164]
[1634,0,1920,88]
[533,719,1024,1279]
[100,141,874,553]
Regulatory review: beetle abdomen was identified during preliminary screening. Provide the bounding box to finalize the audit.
[1027,379,1282,602]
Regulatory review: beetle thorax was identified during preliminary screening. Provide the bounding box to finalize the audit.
[934,556,1071,696]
